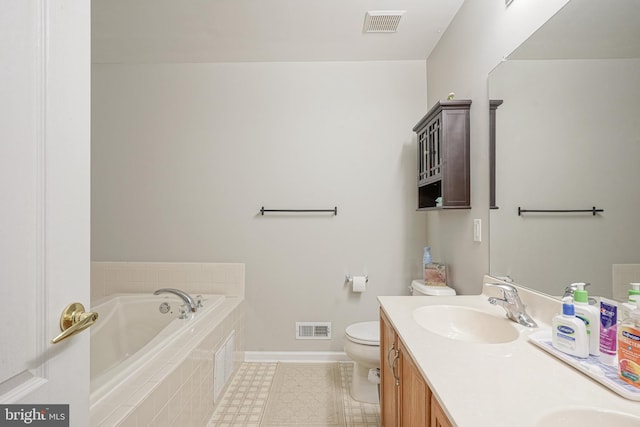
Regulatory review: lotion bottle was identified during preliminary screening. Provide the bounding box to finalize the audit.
[621,282,640,321]
[599,298,618,366]
[552,297,589,358]
[573,283,600,356]
[422,246,432,282]
[619,299,640,388]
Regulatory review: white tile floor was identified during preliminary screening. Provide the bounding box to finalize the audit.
[208,362,380,427]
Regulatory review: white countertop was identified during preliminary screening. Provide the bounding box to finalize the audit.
[378,279,640,427]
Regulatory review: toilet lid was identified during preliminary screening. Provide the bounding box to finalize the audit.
[345,321,380,346]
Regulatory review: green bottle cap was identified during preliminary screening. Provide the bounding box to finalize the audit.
[574,289,588,303]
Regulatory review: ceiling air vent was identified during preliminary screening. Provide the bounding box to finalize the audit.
[363,10,405,33]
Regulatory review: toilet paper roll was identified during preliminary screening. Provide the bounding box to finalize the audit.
[352,276,367,293]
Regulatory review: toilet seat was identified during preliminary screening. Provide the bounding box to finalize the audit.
[345,321,379,346]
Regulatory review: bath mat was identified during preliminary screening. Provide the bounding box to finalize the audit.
[261,362,346,426]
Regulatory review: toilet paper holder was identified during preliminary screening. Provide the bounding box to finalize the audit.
[345,274,368,284]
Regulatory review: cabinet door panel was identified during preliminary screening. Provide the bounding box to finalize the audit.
[400,340,430,427]
[380,310,400,427]
[431,396,454,427]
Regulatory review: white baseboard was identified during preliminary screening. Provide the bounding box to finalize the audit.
[244,351,350,363]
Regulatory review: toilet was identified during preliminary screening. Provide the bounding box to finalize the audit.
[344,280,456,403]
[344,321,380,403]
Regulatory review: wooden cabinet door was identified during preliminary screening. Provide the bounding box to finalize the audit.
[431,396,454,427]
[380,310,400,427]
[399,340,430,427]
[381,309,455,427]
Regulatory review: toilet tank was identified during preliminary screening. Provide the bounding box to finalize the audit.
[410,280,456,296]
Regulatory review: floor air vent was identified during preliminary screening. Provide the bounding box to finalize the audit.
[296,322,331,340]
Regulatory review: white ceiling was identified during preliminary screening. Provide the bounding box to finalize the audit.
[509,0,640,60]
[91,0,464,64]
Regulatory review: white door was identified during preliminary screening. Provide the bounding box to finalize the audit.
[0,1,91,426]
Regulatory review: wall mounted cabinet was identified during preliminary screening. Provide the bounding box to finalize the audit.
[489,99,503,210]
[413,100,472,210]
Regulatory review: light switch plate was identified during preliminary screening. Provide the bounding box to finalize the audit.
[473,219,482,242]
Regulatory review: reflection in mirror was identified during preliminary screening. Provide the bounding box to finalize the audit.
[488,0,640,300]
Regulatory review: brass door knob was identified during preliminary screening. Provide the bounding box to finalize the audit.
[51,302,98,344]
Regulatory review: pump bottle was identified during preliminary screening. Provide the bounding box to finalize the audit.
[422,247,432,282]
[621,283,640,321]
[619,299,640,388]
[573,283,600,356]
[552,297,589,358]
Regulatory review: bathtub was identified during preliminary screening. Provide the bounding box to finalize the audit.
[90,293,225,406]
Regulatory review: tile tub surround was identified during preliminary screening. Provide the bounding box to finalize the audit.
[91,262,245,303]
[90,262,246,426]
[378,275,640,427]
[90,297,245,427]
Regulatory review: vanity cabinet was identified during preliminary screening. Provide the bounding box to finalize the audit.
[399,339,430,426]
[431,397,454,427]
[380,309,454,427]
[380,310,400,427]
[413,100,472,210]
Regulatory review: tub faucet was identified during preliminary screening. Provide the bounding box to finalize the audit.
[486,283,538,328]
[154,288,198,313]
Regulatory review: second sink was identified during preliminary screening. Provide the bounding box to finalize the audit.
[412,305,520,344]
[536,408,640,427]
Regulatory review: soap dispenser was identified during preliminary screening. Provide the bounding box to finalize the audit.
[422,246,432,282]
[619,299,640,388]
[552,297,589,358]
[573,283,600,356]
[621,283,640,321]
[630,282,640,301]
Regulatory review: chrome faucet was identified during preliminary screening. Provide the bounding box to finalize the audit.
[153,288,198,313]
[486,283,538,328]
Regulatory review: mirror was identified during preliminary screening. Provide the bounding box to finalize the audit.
[489,0,640,300]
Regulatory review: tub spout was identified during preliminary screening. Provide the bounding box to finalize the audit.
[153,288,198,313]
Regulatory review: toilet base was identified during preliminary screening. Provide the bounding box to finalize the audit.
[349,362,379,404]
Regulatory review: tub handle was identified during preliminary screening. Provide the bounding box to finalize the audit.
[51,302,98,344]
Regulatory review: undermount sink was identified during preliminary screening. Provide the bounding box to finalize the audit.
[536,409,640,427]
[412,305,520,344]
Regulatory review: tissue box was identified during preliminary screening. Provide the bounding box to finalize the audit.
[423,263,447,286]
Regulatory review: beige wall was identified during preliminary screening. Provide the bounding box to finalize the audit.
[425,0,568,294]
[92,61,428,351]
[91,1,575,351]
